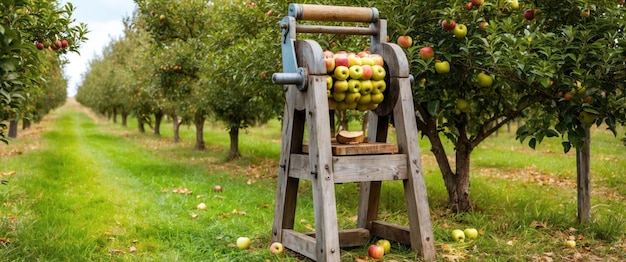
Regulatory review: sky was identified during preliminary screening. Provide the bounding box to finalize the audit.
[60,0,138,97]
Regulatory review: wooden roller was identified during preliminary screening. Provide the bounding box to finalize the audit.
[289,4,379,23]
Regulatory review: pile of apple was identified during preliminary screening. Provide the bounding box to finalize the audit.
[324,50,387,112]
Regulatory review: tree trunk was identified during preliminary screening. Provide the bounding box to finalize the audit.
[193,111,205,150]
[8,120,18,138]
[154,110,163,136]
[137,116,145,133]
[576,127,591,223]
[112,107,117,123]
[172,113,182,143]
[121,108,128,127]
[420,114,473,212]
[228,127,240,160]
[453,136,473,212]
[22,119,31,129]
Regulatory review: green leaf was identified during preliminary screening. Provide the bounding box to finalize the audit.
[529,137,536,149]
[562,142,572,153]
[426,100,440,116]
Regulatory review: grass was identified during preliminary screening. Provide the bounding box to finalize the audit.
[0,99,625,261]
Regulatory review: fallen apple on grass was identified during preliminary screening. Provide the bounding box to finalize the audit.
[451,229,466,242]
[464,228,479,239]
[270,242,284,254]
[368,244,384,259]
[196,202,207,210]
[376,239,391,254]
[236,237,251,249]
[214,185,222,191]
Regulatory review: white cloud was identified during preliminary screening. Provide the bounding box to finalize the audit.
[60,0,137,97]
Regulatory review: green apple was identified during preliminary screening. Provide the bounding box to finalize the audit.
[434,60,450,74]
[358,94,371,105]
[457,99,470,113]
[357,103,370,112]
[369,54,384,66]
[333,66,350,80]
[477,72,493,88]
[371,92,384,104]
[361,57,375,66]
[360,80,373,95]
[579,111,599,125]
[451,229,466,242]
[376,239,391,254]
[453,24,468,38]
[371,80,386,94]
[269,242,284,254]
[371,65,386,80]
[333,80,349,93]
[326,75,333,90]
[236,237,251,249]
[348,54,362,66]
[336,102,349,111]
[349,65,363,79]
[565,240,576,248]
[345,92,361,103]
[347,79,362,93]
[464,228,479,239]
[369,103,379,110]
[332,91,346,102]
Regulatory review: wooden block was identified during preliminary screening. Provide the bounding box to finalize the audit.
[302,142,398,155]
[305,228,371,248]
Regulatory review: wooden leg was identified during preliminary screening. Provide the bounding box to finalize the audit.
[357,181,382,229]
[307,75,341,262]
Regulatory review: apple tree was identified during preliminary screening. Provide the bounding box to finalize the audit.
[1,0,87,143]
[200,0,285,159]
[377,0,626,212]
[135,0,216,149]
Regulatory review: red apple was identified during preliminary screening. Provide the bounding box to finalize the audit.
[419,46,434,60]
[580,9,590,18]
[524,9,535,20]
[397,35,412,48]
[361,65,373,80]
[479,21,489,28]
[357,51,370,58]
[325,57,335,73]
[61,39,69,48]
[466,2,473,10]
[442,19,457,31]
[214,185,222,191]
[334,55,350,68]
[369,54,384,66]
[368,244,384,259]
[323,50,334,59]
[35,42,44,50]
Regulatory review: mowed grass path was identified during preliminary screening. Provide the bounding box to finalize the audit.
[0,101,291,261]
[1,99,626,261]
